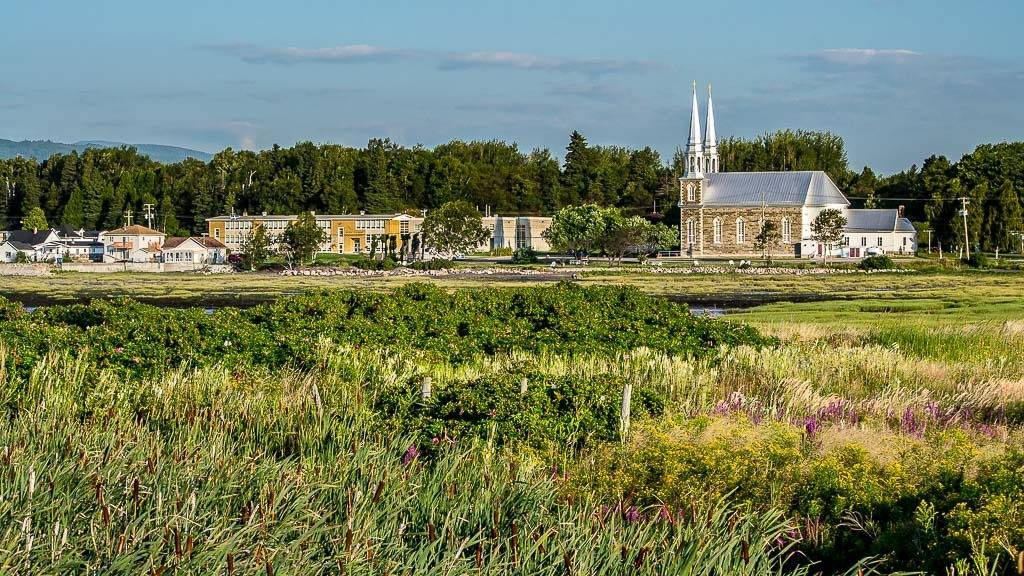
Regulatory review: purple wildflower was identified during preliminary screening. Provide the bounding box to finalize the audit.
[624,506,642,523]
[804,416,819,438]
[114,346,124,354]
[900,407,923,437]
[658,505,673,523]
[401,444,419,465]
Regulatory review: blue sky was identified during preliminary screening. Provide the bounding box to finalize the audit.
[1,0,1021,173]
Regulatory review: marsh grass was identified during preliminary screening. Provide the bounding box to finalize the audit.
[0,353,834,575]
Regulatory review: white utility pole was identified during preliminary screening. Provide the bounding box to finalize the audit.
[143,204,155,230]
[958,197,970,259]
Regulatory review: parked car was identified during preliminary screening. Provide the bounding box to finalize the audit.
[866,246,885,256]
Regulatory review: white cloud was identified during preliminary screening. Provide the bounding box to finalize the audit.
[817,48,922,65]
[206,43,658,77]
[205,43,414,64]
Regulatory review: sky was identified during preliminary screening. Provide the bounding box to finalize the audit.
[1,0,1022,174]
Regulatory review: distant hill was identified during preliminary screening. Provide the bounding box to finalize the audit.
[0,138,213,163]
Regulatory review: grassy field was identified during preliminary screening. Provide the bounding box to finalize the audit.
[1,270,1022,572]
[3,266,1023,310]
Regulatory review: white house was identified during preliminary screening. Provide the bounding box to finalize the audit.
[0,229,61,262]
[0,240,35,262]
[836,209,917,257]
[100,225,166,262]
[161,236,228,264]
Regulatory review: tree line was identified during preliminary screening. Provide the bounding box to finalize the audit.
[1,131,1021,252]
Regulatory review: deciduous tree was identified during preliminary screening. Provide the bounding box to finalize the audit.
[810,208,846,265]
[21,206,48,231]
[421,201,490,259]
[281,211,327,266]
[240,224,273,271]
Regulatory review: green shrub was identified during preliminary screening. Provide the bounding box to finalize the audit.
[858,255,896,270]
[351,256,398,271]
[964,253,990,268]
[408,259,455,271]
[0,284,773,383]
[511,247,539,264]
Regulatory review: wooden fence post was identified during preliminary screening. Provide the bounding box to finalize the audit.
[620,383,632,440]
[421,377,432,400]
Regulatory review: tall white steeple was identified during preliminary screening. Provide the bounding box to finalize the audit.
[703,84,718,173]
[684,80,703,178]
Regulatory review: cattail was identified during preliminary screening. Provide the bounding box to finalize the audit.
[345,527,353,556]
[186,535,193,556]
[511,521,519,564]
[227,552,235,574]
[562,550,573,575]
[475,544,482,569]
[265,560,274,576]
[102,505,110,527]
[428,523,436,542]
[22,516,32,553]
[372,480,385,504]
[634,547,648,569]
[173,528,181,557]
[741,541,749,565]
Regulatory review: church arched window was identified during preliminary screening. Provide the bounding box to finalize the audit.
[781,217,791,243]
[736,218,746,244]
[687,184,695,202]
[686,218,695,247]
[713,218,722,244]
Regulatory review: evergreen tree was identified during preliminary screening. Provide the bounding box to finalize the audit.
[158,194,182,236]
[61,187,85,228]
[15,160,42,217]
[561,131,593,207]
[361,139,401,213]
[991,180,1023,252]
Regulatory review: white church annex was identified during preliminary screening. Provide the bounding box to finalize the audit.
[677,83,916,258]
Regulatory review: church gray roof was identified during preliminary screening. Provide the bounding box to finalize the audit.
[700,171,850,207]
[843,210,918,234]
[845,209,898,231]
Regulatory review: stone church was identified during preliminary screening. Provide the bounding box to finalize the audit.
[678,84,916,258]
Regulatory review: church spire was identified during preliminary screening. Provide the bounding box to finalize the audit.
[685,80,703,178]
[703,84,718,173]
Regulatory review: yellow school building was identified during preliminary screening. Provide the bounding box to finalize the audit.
[206,213,422,255]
